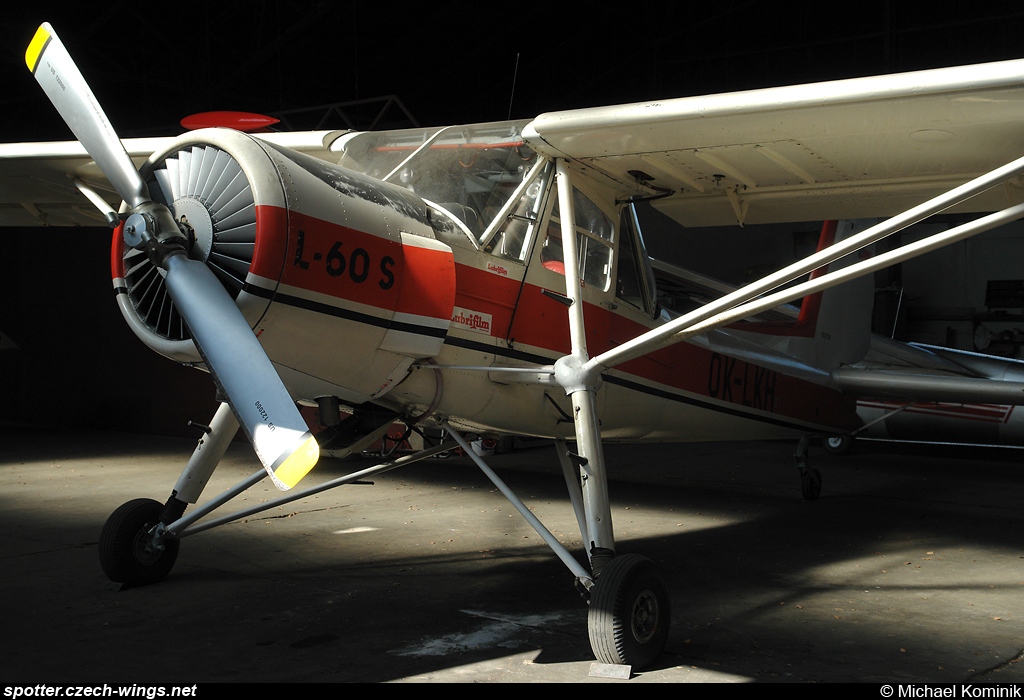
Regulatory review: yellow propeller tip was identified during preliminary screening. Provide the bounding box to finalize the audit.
[271,435,320,490]
[25,24,52,74]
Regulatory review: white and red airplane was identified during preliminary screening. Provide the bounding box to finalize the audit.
[6,22,1024,669]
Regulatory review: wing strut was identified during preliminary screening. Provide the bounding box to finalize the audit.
[584,152,1024,375]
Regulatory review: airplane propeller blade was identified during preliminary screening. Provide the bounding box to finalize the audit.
[161,253,320,490]
[26,23,318,489]
[25,23,149,210]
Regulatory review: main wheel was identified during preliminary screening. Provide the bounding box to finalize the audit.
[588,554,670,669]
[99,498,179,586]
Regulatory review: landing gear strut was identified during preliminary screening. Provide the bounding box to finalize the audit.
[548,158,670,669]
[451,427,671,670]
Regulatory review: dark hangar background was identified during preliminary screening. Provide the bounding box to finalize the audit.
[3,1,1024,434]
[4,1,1024,137]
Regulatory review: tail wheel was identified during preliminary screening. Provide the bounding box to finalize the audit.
[588,554,670,669]
[99,498,179,586]
[825,435,854,455]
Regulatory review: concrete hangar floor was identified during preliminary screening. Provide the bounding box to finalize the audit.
[2,424,1024,683]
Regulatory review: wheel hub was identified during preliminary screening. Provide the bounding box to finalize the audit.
[631,588,660,643]
[131,524,164,565]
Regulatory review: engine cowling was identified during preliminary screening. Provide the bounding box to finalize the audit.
[111,128,456,405]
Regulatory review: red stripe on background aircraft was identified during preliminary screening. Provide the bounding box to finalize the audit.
[7,21,1024,669]
[825,345,1024,454]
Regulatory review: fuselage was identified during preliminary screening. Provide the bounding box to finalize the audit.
[111,121,859,443]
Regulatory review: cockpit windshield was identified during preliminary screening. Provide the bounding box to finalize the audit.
[333,120,544,253]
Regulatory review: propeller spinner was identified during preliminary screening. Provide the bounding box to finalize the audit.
[26,23,319,489]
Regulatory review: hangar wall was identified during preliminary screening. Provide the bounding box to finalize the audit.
[0,228,218,435]
[638,204,1024,359]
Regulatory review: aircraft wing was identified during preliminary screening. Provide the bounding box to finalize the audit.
[522,59,1024,227]
[8,59,1024,229]
[832,337,1024,405]
[0,131,344,227]
[693,321,1024,406]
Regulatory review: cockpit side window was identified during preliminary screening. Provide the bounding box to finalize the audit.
[540,188,613,291]
[616,203,658,316]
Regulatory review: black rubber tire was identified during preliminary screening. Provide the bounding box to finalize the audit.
[824,435,854,455]
[588,554,670,669]
[801,468,822,501]
[99,498,179,586]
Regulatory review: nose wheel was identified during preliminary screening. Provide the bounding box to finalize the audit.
[99,498,179,586]
[800,467,822,500]
[588,554,670,669]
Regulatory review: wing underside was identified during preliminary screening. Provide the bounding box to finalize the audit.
[0,131,342,227]
[523,59,1024,227]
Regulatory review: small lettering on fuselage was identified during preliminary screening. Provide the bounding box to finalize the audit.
[708,352,776,410]
[451,307,492,334]
[487,262,508,276]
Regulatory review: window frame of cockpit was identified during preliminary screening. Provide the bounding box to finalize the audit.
[535,177,616,294]
[614,202,659,318]
[477,158,552,262]
[332,122,543,254]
